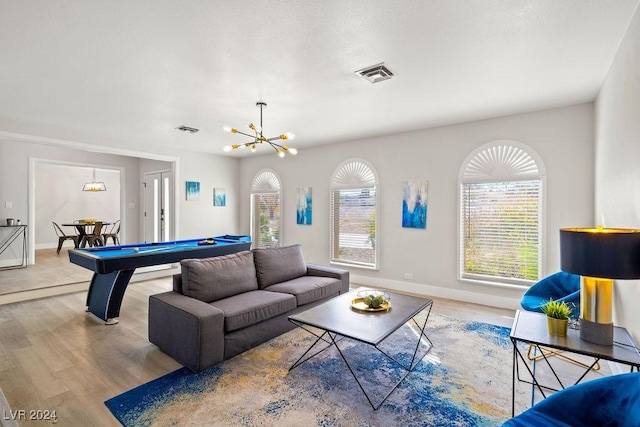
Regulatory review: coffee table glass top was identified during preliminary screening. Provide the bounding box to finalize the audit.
[289,290,433,346]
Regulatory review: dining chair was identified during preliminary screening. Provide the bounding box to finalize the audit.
[85,221,105,247]
[52,222,79,254]
[102,220,120,245]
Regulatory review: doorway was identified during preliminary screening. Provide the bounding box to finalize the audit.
[143,170,174,243]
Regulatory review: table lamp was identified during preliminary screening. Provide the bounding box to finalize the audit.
[560,227,640,345]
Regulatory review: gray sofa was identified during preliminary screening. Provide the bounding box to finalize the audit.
[148,244,350,372]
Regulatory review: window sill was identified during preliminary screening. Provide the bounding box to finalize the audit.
[330,261,378,271]
[459,277,530,291]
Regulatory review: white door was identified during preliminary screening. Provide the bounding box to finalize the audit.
[143,171,173,243]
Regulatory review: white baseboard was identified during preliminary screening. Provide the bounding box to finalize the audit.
[34,243,58,250]
[350,274,521,311]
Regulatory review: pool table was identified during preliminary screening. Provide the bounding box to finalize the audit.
[68,235,252,324]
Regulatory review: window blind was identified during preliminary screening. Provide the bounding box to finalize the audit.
[461,179,541,283]
[330,187,377,267]
[251,192,280,248]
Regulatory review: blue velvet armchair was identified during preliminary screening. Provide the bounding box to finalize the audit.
[521,271,580,314]
[520,271,597,369]
[503,372,640,426]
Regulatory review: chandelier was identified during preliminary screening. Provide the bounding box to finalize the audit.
[82,168,106,192]
[223,102,297,157]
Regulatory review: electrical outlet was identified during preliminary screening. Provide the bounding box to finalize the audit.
[5,201,12,209]
[404,273,413,280]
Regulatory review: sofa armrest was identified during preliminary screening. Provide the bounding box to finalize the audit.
[306,263,350,294]
[149,291,225,372]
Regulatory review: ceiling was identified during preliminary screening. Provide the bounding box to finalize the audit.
[1,1,638,157]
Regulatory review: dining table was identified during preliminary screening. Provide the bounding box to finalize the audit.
[62,221,111,248]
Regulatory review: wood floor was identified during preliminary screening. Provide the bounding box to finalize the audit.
[0,248,93,295]
[0,276,518,426]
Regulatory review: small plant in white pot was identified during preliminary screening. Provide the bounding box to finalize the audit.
[541,298,573,336]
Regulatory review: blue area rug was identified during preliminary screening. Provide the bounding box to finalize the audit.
[106,313,528,426]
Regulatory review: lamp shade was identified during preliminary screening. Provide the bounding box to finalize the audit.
[560,228,640,279]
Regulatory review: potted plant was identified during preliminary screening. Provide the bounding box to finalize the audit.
[541,298,573,336]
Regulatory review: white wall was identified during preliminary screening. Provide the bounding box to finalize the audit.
[173,150,241,240]
[595,4,640,340]
[240,103,594,309]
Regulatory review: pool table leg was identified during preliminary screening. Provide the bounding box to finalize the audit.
[86,269,135,324]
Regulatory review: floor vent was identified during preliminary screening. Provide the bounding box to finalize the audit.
[355,63,394,83]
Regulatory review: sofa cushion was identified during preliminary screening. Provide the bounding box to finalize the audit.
[253,244,307,289]
[180,251,258,303]
[264,276,342,306]
[211,290,297,332]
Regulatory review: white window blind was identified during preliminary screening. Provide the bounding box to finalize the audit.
[330,160,378,268]
[330,187,377,267]
[250,170,281,249]
[251,192,280,248]
[459,142,545,286]
[461,180,541,282]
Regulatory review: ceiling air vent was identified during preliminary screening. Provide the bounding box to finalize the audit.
[355,62,394,83]
[176,125,200,134]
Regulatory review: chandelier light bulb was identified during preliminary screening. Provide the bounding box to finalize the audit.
[223,101,297,157]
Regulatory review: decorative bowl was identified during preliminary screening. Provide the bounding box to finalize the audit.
[351,289,391,312]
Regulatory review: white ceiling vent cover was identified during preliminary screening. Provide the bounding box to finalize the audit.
[355,63,394,83]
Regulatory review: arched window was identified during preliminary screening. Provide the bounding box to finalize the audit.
[459,141,546,286]
[330,159,378,269]
[251,169,281,248]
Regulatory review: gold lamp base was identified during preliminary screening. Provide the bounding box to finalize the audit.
[580,276,614,346]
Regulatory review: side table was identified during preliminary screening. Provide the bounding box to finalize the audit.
[510,310,640,416]
[0,224,28,269]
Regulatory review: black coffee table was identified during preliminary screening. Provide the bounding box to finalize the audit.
[288,290,434,409]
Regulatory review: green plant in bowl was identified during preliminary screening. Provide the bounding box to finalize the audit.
[357,290,390,309]
[541,298,572,320]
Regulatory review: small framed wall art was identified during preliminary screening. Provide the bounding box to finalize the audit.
[186,181,200,201]
[213,188,226,207]
[402,179,428,229]
[296,187,312,225]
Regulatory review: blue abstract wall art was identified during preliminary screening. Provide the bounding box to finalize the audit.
[186,181,200,201]
[402,180,428,229]
[213,188,226,207]
[296,187,312,225]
